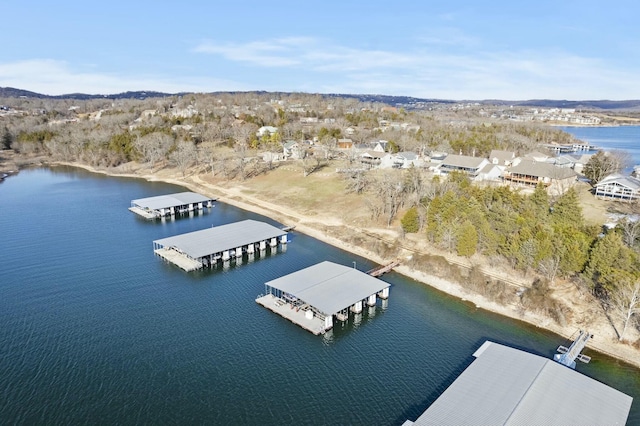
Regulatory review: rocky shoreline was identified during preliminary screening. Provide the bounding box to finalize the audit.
[3,154,640,369]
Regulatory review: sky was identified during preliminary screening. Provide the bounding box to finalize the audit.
[1,1,639,100]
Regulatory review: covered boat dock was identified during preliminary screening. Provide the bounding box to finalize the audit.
[129,191,215,219]
[256,261,390,335]
[403,340,633,426]
[153,219,288,271]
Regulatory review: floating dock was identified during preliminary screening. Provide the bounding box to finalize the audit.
[554,330,593,369]
[129,192,215,219]
[403,341,632,426]
[153,219,288,271]
[256,261,390,335]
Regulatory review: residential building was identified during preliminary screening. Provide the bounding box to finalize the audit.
[337,138,354,149]
[359,151,385,168]
[488,150,516,166]
[474,163,505,182]
[594,174,640,201]
[380,151,422,169]
[257,126,278,137]
[503,160,577,194]
[283,140,304,159]
[437,154,490,177]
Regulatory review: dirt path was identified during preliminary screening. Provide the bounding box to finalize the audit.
[25,160,640,369]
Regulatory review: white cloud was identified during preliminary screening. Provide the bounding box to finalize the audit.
[4,36,640,100]
[0,59,247,95]
[193,36,640,100]
[193,37,317,67]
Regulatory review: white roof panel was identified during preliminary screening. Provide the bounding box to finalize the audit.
[154,220,286,259]
[265,261,390,315]
[132,192,212,210]
[410,341,632,426]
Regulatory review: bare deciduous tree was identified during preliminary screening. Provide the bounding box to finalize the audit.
[135,132,173,169]
[170,141,197,177]
[538,254,562,284]
[610,280,640,342]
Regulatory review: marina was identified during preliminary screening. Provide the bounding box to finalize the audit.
[256,261,390,334]
[1,167,638,425]
[404,340,633,426]
[129,191,215,219]
[153,219,288,271]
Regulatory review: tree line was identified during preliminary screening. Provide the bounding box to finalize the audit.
[398,171,639,341]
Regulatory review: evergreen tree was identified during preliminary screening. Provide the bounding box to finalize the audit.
[528,182,549,218]
[585,232,639,294]
[554,226,592,276]
[401,206,420,233]
[550,187,583,228]
[2,127,12,150]
[456,220,478,257]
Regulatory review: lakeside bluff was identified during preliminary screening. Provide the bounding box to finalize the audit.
[1,90,640,368]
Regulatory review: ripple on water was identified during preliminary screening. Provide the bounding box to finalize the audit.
[1,167,638,425]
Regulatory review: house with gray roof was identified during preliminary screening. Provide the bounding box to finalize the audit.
[359,150,385,168]
[256,126,278,137]
[474,163,505,183]
[504,160,577,194]
[282,140,304,159]
[594,173,640,201]
[522,151,549,162]
[437,154,490,176]
[380,151,422,169]
[488,150,516,166]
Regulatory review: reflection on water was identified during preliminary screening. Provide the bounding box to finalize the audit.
[0,166,637,425]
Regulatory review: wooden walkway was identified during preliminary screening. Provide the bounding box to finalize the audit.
[256,294,326,335]
[367,259,401,277]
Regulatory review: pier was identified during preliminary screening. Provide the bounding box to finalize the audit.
[129,192,215,219]
[153,219,288,271]
[403,341,632,426]
[554,330,593,369]
[256,261,390,335]
[367,258,401,277]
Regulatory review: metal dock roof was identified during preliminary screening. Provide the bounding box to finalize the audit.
[132,192,212,210]
[405,341,633,426]
[153,219,286,259]
[264,261,390,315]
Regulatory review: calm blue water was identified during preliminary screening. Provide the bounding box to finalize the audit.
[1,166,638,425]
[559,125,640,170]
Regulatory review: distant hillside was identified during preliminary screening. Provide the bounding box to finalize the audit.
[0,87,177,100]
[2,86,639,110]
[479,99,640,110]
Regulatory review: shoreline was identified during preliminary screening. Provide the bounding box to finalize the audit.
[29,160,640,370]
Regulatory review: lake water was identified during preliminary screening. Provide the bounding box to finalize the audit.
[559,125,640,170]
[1,166,638,425]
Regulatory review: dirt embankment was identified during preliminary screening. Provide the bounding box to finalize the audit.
[4,154,640,369]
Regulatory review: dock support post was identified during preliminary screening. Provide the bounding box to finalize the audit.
[378,287,389,299]
[188,203,194,212]
[260,240,267,250]
[270,237,277,247]
[207,200,212,208]
[198,202,203,210]
[351,300,363,314]
[247,244,254,254]
[280,234,288,244]
[367,294,376,306]
[222,250,230,261]
[170,206,175,215]
[324,315,333,331]
[160,208,166,216]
